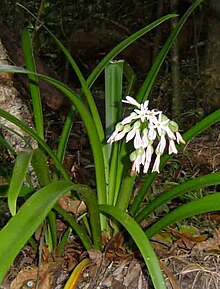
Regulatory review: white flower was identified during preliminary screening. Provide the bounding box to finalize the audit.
[121,99,149,124]
[168,139,178,154]
[145,144,154,163]
[152,154,161,173]
[156,134,166,155]
[149,113,169,137]
[143,144,153,173]
[133,101,149,122]
[121,112,137,125]
[130,148,145,174]
[146,109,161,123]
[107,123,123,144]
[148,127,157,140]
[134,128,142,149]
[125,120,141,142]
[126,126,136,142]
[141,128,149,148]
[166,127,176,140]
[122,96,141,107]
[176,131,185,144]
[143,161,150,174]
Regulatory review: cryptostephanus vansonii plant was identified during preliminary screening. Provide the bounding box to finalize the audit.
[1,1,220,289]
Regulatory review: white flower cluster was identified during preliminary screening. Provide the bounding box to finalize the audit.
[107,96,185,174]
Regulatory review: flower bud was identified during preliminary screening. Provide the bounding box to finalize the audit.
[169,120,179,132]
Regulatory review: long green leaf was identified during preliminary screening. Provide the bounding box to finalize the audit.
[22,27,44,140]
[8,151,33,216]
[146,192,220,238]
[135,172,220,224]
[57,107,75,163]
[0,180,75,283]
[105,61,124,205]
[31,148,51,186]
[87,14,177,88]
[0,134,16,156]
[99,204,167,289]
[136,0,204,102]
[105,60,124,139]
[77,186,102,251]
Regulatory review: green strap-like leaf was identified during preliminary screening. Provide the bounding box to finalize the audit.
[0,180,75,284]
[31,148,51,186]
[87,14,177,88]
[22,27,44,140]
[8,151,33,216]
[136,0,204,103]
[99,204,167,289]
[77,186,102,251]
[146,192,220,238]
[135,172,220,224]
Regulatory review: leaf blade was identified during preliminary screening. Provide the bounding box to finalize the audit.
[8,151,33,215]
[0,180,75,283]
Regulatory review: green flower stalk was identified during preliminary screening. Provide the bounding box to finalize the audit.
[107,96,185,175]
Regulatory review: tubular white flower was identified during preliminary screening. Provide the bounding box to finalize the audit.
[131,148,145,174]
[156,134,166,155]
[143,144,154,173]
[141,128,149,148]
[134,129,142,149]
[126,126,136,142]
[152,154,161,173]
[143,160,150,174]
[145,144,154,163]
[165,127,176,140]
[122,96,140,107]
[176,131,185,144]
[121,112,138,125]
[148,127,157,140]
[168,139,178,154]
